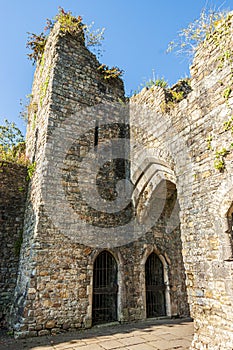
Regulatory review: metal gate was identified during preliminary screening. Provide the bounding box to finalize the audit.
[92,251,118,325]
[145,253,166,318]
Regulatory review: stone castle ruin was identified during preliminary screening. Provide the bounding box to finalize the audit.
[1,12,233,350]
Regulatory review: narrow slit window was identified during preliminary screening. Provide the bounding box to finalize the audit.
[94,121,99,148]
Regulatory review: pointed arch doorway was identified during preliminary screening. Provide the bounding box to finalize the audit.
[145,252,166,317]
[92,251,118,325]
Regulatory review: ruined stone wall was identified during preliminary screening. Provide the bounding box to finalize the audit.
[10,12,233,348]
[0,162,27,326]
[131,16,233,349]
[12,22,124,336]
[185,30,233,349]
[10,21,189,337]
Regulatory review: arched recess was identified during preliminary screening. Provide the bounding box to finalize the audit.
[135,151,189,318]
[92,251,118,325]
[131,150,178,229]
[146,252,166,317]
[84,249,126,328]
[141,247,171,319]
[84,250,123,328]
[132,157,176,206]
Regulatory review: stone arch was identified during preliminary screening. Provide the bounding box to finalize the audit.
[85,249,124,327]
[140,245,171,319]
[131,151,178,232]
[131,148,175,187]
[134,150,188,318]
[131,146,175,188]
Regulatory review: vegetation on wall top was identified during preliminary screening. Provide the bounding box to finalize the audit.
[166,7,233,172]
[97,64,124,80]
[27,7,105,65]
[131,72,191,109]
[131,73,168,96]
[167,8,232,60]
[27,8,123,81]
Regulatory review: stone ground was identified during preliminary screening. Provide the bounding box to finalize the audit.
[0,318,193,350]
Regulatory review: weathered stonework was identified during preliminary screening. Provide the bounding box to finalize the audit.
[1,13,233,350]
[130,16,233,349]
[7,22,188,338]
[0,162,28,326]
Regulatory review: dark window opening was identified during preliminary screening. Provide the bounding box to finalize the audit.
[145,253,166,318]
[32,128,38,163]
[94,121,99,148]
[92,251,118,325]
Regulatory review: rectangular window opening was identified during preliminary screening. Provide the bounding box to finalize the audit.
[94,121,99,148]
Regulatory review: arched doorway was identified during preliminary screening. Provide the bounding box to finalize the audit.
[145,253,166,318]
[92,251,118,325]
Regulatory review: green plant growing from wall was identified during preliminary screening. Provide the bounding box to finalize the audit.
[40,53,45,77]
[168,8,233,172]
[26,161,36,181]
[144,78,168,89]
[223,86,232,100]
[26,32,47,65]
[26,99,38,130]
[160,79,191,112]
[218,50,233,69]
[27,8,106,64]
[206,134,213,150]
[167,8,230,60]
[213,148,229,171]
[213,158,225,171]
[54,8,83,36]
[211,13,233,171]
[131,69,168,96]
[170,90,184,102]
[97,64,124,80]
[40,73,50,107]
[223,115,233,131]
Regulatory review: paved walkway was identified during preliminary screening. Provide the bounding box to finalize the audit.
[0,318,193,350]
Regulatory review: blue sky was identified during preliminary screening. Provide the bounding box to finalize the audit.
[0,0,232,134]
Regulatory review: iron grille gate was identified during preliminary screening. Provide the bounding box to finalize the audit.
[92,251,118,325]
[146,253,166,318]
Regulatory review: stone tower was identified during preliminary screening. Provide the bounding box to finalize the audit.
[2,11,233,350]
[10,20,188,337]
